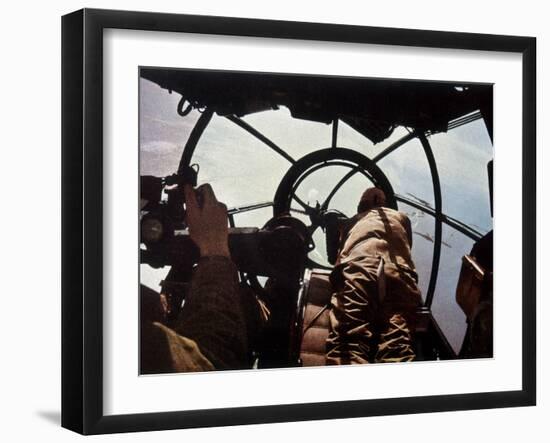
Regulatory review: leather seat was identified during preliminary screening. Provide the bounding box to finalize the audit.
[299,269,332,366]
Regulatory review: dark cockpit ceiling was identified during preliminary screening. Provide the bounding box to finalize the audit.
[140,67,493,144]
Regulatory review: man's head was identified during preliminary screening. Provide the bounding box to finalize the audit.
[357,187,387,213]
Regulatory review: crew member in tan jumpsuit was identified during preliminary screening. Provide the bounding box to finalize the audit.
[326,188,422,364]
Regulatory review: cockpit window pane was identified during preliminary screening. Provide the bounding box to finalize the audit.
[140,78,201,177]
[431,224,476,354]
[429,118,493,234]
[377,136,436,208]
[397,201,435,301]
[336,120,377,155]
[242,107,333,160]
[192,114,291,208]
[232,206,273,229]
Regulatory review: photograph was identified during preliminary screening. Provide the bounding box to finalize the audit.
[138,67,494,374]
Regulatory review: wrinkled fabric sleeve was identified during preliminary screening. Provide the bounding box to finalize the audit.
[174,256,248,370]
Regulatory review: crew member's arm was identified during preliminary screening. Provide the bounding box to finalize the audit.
[172,184,248,370]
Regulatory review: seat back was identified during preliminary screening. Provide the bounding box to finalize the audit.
[298,269,332,366]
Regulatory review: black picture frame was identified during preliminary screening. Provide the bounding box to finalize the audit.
[62,8,536,435]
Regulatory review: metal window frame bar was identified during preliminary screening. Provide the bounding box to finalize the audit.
[182,104,485,310]
[418,133,444,308]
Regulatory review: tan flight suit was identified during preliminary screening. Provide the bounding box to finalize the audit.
[326,207,422,365]
[140,256,249,373]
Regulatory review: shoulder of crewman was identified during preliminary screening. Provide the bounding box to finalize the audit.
[377,207,413,246]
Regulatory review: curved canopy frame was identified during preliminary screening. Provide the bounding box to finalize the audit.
[178,109,486,308]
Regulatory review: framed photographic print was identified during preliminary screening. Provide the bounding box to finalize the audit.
[62,8,536,434]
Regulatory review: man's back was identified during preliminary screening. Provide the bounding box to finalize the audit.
[337,207,415,273]
[326,203,422,365]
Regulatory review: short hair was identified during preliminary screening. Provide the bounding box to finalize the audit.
[357,187,387,213]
